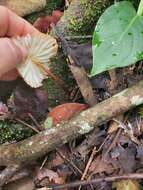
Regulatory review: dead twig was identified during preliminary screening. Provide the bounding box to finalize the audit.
[15,118,40,133]
[57,150,82,176]
[47,173,143,189]
[80,146,96,181]
[103,128,122,160]
[28,113,41,131]
[78,146,96,190]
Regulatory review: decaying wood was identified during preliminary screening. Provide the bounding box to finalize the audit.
[1,81,143,166]
[0,0,46,16]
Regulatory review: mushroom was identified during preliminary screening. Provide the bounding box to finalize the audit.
[13,33,58,88]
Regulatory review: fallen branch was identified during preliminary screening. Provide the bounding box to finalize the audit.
[0,81,143,166]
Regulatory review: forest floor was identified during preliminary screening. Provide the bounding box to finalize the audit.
[0,0,143,190]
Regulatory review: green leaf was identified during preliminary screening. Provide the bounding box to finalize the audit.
[91,1,143,76]
[43,117,53,129]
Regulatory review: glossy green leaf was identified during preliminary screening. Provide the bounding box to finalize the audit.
[91,1,143,76]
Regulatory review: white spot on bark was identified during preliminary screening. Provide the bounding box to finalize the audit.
[28,141,33,146]
[78,121,93,134]
[44,128,56,135]
[81,109,90,117]
[131,95,143,106]
[39,141,45,145]
[39,141,48,145]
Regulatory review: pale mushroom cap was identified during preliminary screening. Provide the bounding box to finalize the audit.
[13,33,58,88]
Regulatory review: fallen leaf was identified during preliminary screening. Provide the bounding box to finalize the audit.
[43,117,53,129]
[113,180,140,190]
[8,82,48,120]
[89,156,114,174]
[63,41,110,90]
[33,10,63,33]
[48,103,87,126]
[110,144,136,173]
[107,121,119,134]
[52,146,70,167]
[34,167,64,185]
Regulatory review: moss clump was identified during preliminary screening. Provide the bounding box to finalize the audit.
[25,0,64,24]
[42,53,75,107]
[64,0,111,36]
[0,121,35,144]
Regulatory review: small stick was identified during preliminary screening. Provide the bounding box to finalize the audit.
[40,155,48,170]
[15,118,39,133]
[78,146,96,190]
[57,150,83,176]
[28,113,41,131]
[80,146,96,181]
[47,173,143,189]
[102,128,122,160]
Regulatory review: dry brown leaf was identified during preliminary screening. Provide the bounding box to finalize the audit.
[0,0,46,16]
[48,103,87,126]
[34,10,63,33]
[113,180,140,190]
[108,121,119,134]
[34,167,64,185]
[89,156,114,175]
[52,147,70,167]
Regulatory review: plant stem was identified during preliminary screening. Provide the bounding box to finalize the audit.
[137,0,143,16]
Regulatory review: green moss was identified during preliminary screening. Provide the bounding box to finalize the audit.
[25,0,64,24]
[66,0,111,36]
[0,120,35,144]
[42,53,75,107]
